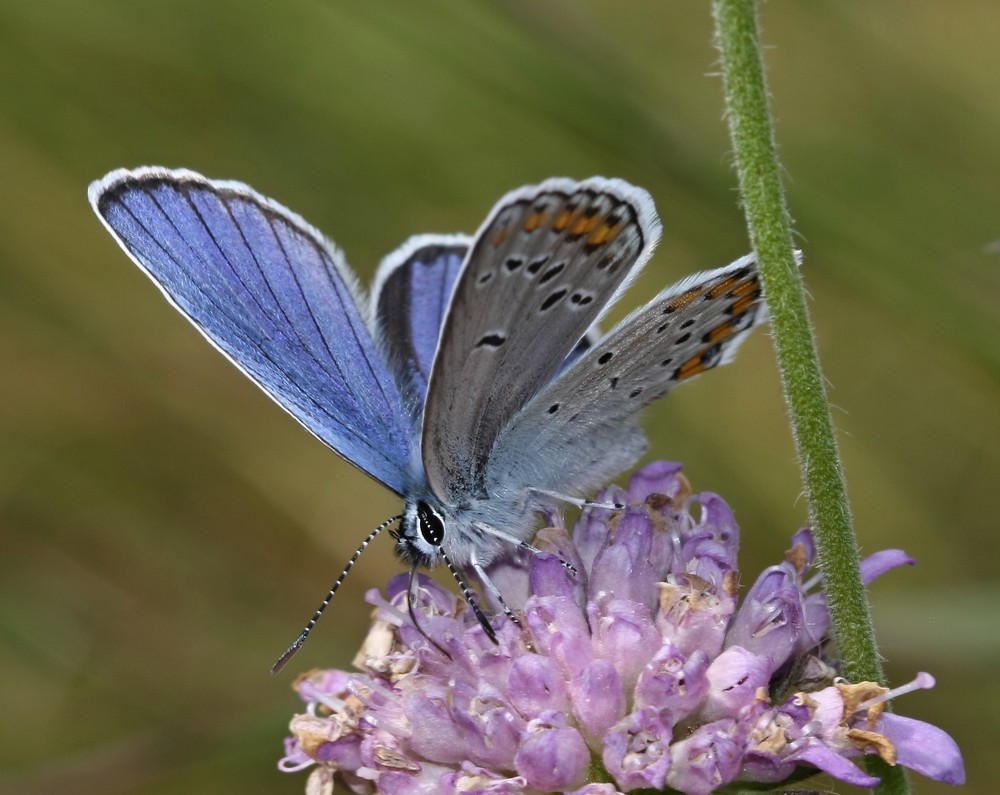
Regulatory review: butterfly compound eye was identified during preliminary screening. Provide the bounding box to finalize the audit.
[416,501,445,547]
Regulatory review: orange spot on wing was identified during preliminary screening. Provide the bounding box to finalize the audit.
[731,276,760,298]
[707,276,742,299]
[491,227,512,247]
[586,221,619,247]
[675,353,708,380]
[551,210,574,232]
[705,321,737,344]
[570,214,601,237]
[522,211,548,232]
[665,287,706,313]
[729,295,757,316]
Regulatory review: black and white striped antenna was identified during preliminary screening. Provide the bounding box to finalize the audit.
[271,514,402,675]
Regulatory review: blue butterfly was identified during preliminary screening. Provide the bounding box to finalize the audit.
[89,168,765,668]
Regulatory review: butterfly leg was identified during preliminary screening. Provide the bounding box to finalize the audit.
[469,551,522,631]
[472,521,577,575]
[442,552,499,644]
[518,540,577,575]
[529,487,626,511]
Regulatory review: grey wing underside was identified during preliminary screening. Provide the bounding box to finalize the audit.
[421,177,661,503]
[487,253,766,496]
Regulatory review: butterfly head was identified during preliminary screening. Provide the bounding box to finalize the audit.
[395,499,448,568]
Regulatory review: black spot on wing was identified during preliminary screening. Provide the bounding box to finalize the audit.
[538,261,565,284]
[540,288,567,311]
[476,332,507,348]
[526,256,549,274]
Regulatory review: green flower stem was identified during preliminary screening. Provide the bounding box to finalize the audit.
[710,2,908,792]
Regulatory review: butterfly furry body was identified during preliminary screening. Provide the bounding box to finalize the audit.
[90,167,766,642]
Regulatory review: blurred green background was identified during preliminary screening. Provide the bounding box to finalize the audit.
[1,2,996,793]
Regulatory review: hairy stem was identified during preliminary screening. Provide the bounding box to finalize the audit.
[710,2,908,791]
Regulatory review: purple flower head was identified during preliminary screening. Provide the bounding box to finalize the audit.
[280,462,964,793]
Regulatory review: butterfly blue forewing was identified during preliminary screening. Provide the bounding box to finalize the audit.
[89,168,412,494]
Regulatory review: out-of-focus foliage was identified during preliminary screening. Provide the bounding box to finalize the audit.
[0,3,995,793]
